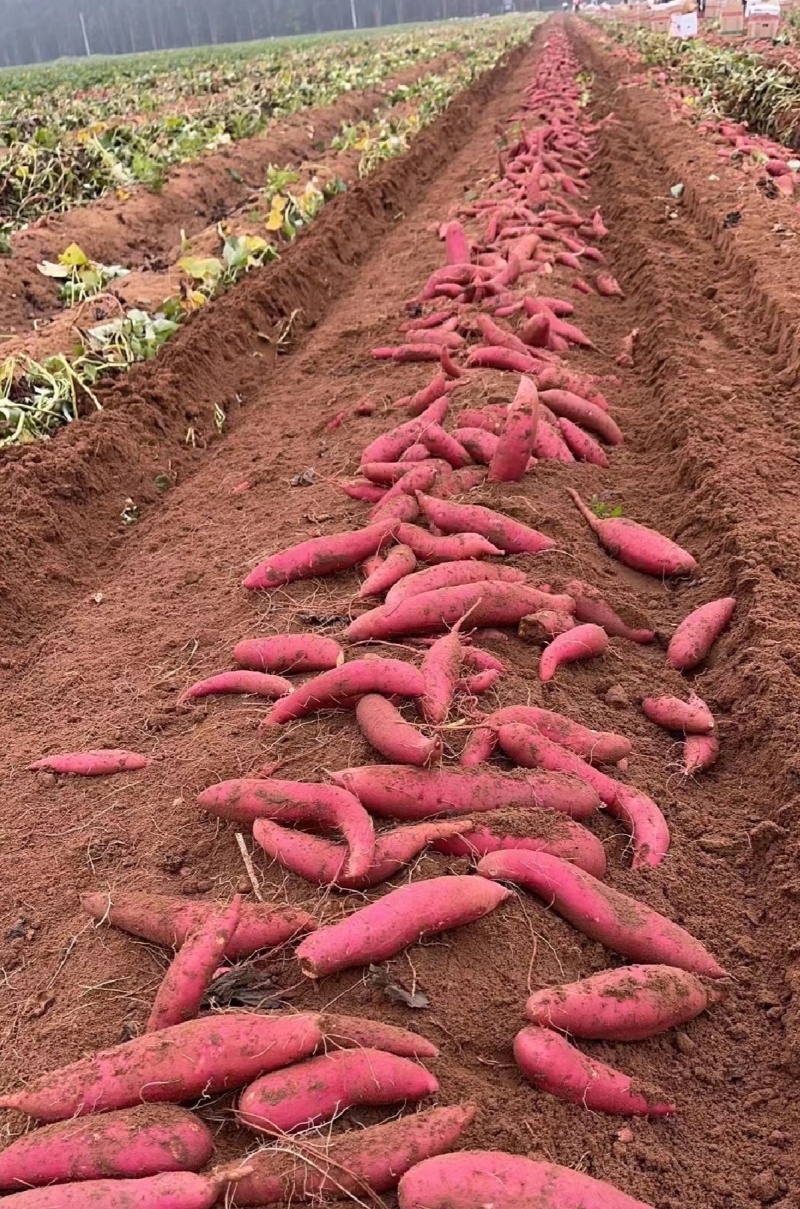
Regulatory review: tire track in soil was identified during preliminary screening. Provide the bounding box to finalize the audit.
[1,19,798,1207]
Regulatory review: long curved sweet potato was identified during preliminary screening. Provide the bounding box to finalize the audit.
[461,705,631,768]
[28,750,150,776]
[431,808,606,878]
[0,1171,229,1208]
[0,1013,323,1122]
[525,964,721,1040]
[540,389,622,445]
[330,764,600,820]
[262,658,425,725]
[356,695,441,765]
[80,892,315,960]
[146,897,242,1033]
[568,490,697,578]
[320,1014,438,1058]
[228,1104,476,1204]
[419,623,464,724]
[0,1105,214,1191]
[667,597,736,670]
[488,377,539,482]
[295,876,512,977]
[359,545,417,599]
[243,520,398,590]
[197,778,374,880]
[477,850,725,977]
[564,580,654,644]
[237,1049,438,1134]
[397,1151,655,1209]
[233,635,343,674]
[416,493,554,554]
[177,671,292,708]
[514,1026,675,1116]
[539,623,609,681]
[360,398,449,465]
[384,562,526,607]
[396,524,503,563]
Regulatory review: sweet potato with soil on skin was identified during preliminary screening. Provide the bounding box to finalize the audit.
[360,398,449,465]
[642,693,714,734]
[147,897,242,1033]
[683,733,720,775]
[345,582,575,642]
[532,418,574,463]
[228,1104,476,1205]
[558,417,609,467]
[519,610,576,643]
[176,671,292,708]
[254,817,472,889]
[596,273,624,297]
[330,764,600,821]
[362,461,423,486]
[0,1171,232,1208]
[537,365,609,411]
[237,1049,438,1134]
[540,389,622,445]
[233,635,343,675]
[465,346,544,374]
[384,561,526,607]
[667,596,736,671]
[463,705,631,768]
[0,1014,324,1122]
[539,623,609,682]
[419,622,465,724]
[198,778,374,878]
[567,489,698,578]
[458,408,506,435]
[400,376,463,417]
[564,579,655,643]
[372,345,445,365]
[489,377,539,483]
[320,1013,438,1058]
[369,461,442,506]
[616,327,638,367]
[295,875,512,978]
[337,478,387,503]
[263,658,425,726]
[419,423,471,468]
[496,723,669,869]
[432,806,607,878]
[477,849,725,977]
[395,524,503,564]
[80,892,315,960]
[416,492,554,555]
[243,520,398,590]
[459,668,501,694]
[475,313,532,357]
[400,443,432,462]
[0,1105,214,1191]
[369,493,420,524]
[359,545,417,599]
[461,646,505,673]
[444,220,471,264]
[452,426,500,465]
[398,1151,655,1209]
[400,312,454,333]
[356,694,441,766]
[525,964,721,1041]
[514,1026,675,1117]
[28,750,149,776]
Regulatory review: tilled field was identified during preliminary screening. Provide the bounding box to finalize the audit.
[1,15,800,1209]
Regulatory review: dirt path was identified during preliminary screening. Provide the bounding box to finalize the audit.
[2,17,800,1206]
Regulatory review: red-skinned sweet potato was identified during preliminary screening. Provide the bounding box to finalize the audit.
[233,635,343,674]
[396,523,503,563]
[0,1171,233,1208]
[243,521,398,590]
[356,694,441,765]
[488,377,539,483]
[461,704,631,768]
[360,545,417,599]
[564,580,654,644]
[667,597,736,670]
[539,623,609,681]
[384,562,526,606]
[683,733,720,775]
[642,694,714,734]
[28,750,149,776]
[432,808,606,877]
[416,492,554,554]
[263,658,424,725]
[568,490,697,578]
[146,897,241,1033]
[176,671,291,708]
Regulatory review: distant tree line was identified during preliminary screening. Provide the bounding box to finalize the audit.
[0,0,559,70]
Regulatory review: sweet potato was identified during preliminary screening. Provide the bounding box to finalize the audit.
[477,850,725,977]
[233,635,343,675]
[28,750,149,776]
[370,493,420,524]
[400,443,432,462]
[345,582,574,642]
[237,1049,438,1134]
[525,964,721,1040]
[683,733,720,775]
[0,1105,214,1191]
[296,875,511,977]
[176,671,291,708]
[330,764,600,821]
[0,1171,230,1208]
[642,694,714,734]
[539,623,608,682]
[320,1013,438,1058]
[396,523,502,564]
[228,1104,476,1204]
[540,389,622,445]
[384,562,526,607]
[616,327,638,367]
[444,220,471,264]
[496,723,668,869]
[452,426,500,465]
[475,313,532,357]
[338,478,387,503]
[558,417,609,466]
[536,365,608,410]
[568,489,697,578]
[519,610,576,642]
[465,347,543,374]
[461,646,505,673]
[416,492,554,554]
[596,273,624,297]
[81,892,314,960]
[146,897,241,1033]
[360,398,449,465]
[356,694,441,765]
[403,375,462,417]
[243,520,397,590]
[400,312,454,333]
[462,705,630,768]
[667,597,736,670]
[197,778,374,879]
[419,622,465,724]
[263,658,424,725]
[398,1152,655,1209]
[0,1014,323,1122]
[256,812,469,890]
[459,668,500,694]
[359,545,417,599]
[373,345,444,364]
[564,580,655,643]
[532,417,574,462]
[488,378,539,483]
[514,1026,675,1117]
[432,809,607,878]
[362,461,423,485]
[420,423,471,468]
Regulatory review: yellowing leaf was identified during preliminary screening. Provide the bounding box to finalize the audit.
[178,255,222,283]
[58,243,89,268]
